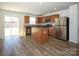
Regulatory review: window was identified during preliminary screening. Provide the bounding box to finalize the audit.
[29,17,36,24]
[5,16,19,28]
[4,16,19,36]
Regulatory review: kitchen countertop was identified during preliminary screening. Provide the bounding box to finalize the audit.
[24,23,53,27]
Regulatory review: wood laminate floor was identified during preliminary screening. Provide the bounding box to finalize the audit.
[0,35,78,56]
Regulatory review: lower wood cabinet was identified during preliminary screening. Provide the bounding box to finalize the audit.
[32,27,48,44]
[49,27,56,37]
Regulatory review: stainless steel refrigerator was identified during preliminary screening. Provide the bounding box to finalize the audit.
[55,17,69,41]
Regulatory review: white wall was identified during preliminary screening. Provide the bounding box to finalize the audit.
[78,29,79,43]
[0,15,4,39]
[19,16,24,36]
[69,4,79,43]
[78,5,79,43]
[43,9,69,17]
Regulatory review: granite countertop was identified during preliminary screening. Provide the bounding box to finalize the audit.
[24,23,53,27]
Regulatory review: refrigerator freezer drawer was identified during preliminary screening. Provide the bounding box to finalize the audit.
[60,26,67,40]
[55,26,61,39]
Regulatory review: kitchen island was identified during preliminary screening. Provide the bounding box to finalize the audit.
[24,24,52,44]
[32,27,48,44]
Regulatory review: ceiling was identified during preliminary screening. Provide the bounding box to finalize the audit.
[0,2,78,16]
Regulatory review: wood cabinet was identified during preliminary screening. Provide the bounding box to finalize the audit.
[36,17,42,23]
[41,16,46,23]
[24,16,29,24]
[36,14,59,23]
[32,27,48,44]
[50,14,59,22]
[41,28,48,43]
[48,14,59,37]
[49,27,56,37]
[36,16,46,23]
[36,14,59,38]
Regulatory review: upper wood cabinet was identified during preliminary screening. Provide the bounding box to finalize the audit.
[36,16,45,23]
[24,16,29,24]
[50,14,59,22]
[36,14,59,23]
[41,16,46,23]
[36,17,42,23]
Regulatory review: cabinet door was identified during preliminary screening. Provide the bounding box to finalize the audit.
[24,16,29,23]
[50,16,55,22]
[50,14,59,22]
[32,28,42,43]
[41,28,48,43]
[36,17,40,23]
[49,27,52,36]
[36,17,43,23]
[49,27,56,38]
[41,16,45,23]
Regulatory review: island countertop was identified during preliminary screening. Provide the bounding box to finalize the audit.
[24,23,53,27]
